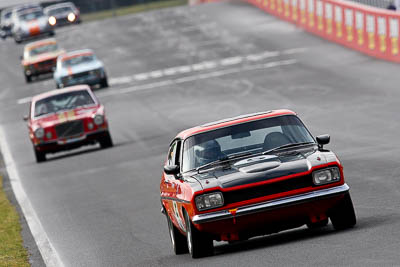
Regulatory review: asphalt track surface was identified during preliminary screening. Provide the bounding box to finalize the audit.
[1,1,400,266]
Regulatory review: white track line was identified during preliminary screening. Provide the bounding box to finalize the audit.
[0,126,64,267]
[108,47,307,86]
[97,59,297,98]
[16,48,307,105]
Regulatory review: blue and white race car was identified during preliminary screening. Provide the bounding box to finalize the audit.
[53,49,108,89]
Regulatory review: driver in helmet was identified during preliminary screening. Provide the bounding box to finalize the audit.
[196,140,224,166]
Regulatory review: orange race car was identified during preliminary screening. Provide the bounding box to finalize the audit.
[21,38,65,83]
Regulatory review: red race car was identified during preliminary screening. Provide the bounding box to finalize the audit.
[160,109,356,258]
[25,84,113,162]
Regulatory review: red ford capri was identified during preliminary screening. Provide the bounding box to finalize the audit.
[25,84,113,162]
[160,109,356,258]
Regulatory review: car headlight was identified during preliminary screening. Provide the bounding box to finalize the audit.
[34,128,45,139]
[49,16,56,26]
[88,122,94,130]
[89,69,102,76]
[67,13,76,22]
[312,167,341,185]
[195,192,224,211]
[46,131,52,139]
[93,114,104,126]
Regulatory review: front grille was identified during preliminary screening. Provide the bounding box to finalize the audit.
[57,18,70,25]
[55,120,84,138]
[72,71,90,80]
[223,175,313,205]
[37,59,56,68]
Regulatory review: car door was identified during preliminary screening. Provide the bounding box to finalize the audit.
[161,139,186,230]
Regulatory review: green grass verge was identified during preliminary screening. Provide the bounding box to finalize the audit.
[0,175,29,267]
[81,0,188,22]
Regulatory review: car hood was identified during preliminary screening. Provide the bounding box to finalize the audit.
[189,147,339,190]
[24,49,65,65]
[21,17,48,30]
[58,61,103,77]
[32,105,101,128]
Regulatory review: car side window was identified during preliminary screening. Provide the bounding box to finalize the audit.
[167,140,181,167]
[167,141,177,166]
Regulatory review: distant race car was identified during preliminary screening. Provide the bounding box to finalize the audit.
[44,2,81,27]
[21,38,65,82]
[161,109,356,258]
[0,7,13,39]
[54,49,109,89]
[11,5,55,43]
[25,85,113,163]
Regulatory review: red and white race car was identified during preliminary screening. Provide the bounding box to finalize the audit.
[25,84,113,162]
[21,38,65,83]
[161,109,356,258]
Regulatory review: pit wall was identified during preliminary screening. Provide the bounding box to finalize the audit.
[196,0,400,63]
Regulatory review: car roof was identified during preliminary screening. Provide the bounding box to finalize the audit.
[176,109,297,140]
[13,4,41,12]
[24,38,57,51]
[31,85,92,103]
[17,6,43,15]
[44,2,75,11]
[58,49,94,61]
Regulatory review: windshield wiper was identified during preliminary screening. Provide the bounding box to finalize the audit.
[262,142,315,155]
[35,111,55,117]
[196,152,254,173]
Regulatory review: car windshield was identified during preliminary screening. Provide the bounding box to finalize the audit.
[34,90,95,117]
[48,6,73,16]
[62,54,94,67]
[1,10,12,20]
[30,43,58,56]
[19,10,44,21]
[182,115,315,172]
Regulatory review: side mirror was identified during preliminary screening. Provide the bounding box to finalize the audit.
[316,134,330,150]
[164,165,179,175]
[23,115,29,121]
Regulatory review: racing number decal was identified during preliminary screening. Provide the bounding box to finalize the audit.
[172,201,185,231]
[58,111,76,123]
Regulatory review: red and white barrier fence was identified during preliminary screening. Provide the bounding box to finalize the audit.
[193,0,400,62]
[246,0,400,62]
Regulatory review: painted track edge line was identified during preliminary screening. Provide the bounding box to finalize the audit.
[0,126,64,267]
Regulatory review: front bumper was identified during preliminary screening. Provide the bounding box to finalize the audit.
[16,27,54,41]
[192,184,349,224]
[61,74,103,87]
[35,129,108,153]
[25,61,57,76]
[54,16,81,26]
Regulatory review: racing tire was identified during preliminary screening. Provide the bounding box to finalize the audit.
[184,211,213,258]
[99,132,113,149]
[100,77,109,88]
[307,218,329,229]
[14,36,22,44]
[34,148,46,163]
[25,74,32,83]
[166,214,188,255]
[329,193,357,230]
